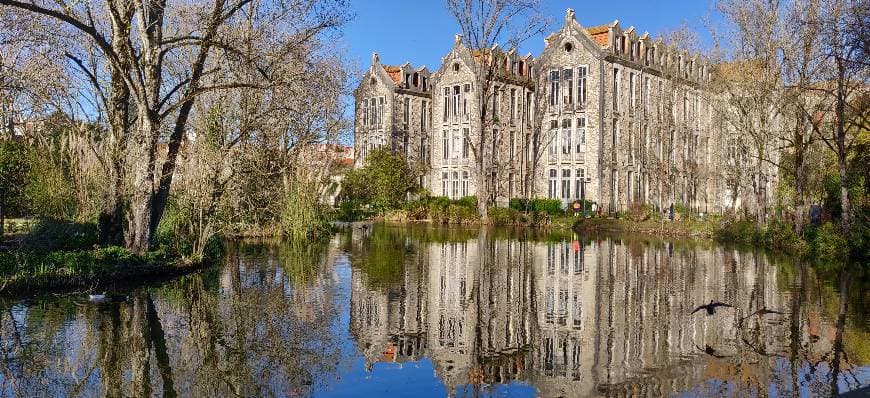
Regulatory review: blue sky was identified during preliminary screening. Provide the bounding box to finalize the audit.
[341,0,721,74]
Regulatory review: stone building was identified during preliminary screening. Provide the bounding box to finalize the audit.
[353,53,433,186]
[353,9,766,214]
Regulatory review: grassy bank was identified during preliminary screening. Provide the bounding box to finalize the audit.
[574,215,867,265]
[350,196,581,229]
[573,216,718,238]
[0,219,218,297]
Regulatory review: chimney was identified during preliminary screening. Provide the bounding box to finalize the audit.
[371,52,380,65]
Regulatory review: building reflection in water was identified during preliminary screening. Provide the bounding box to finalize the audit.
[0,226,865,397]
[345,226,867,397]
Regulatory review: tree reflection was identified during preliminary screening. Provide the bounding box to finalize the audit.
[0,227,866,397]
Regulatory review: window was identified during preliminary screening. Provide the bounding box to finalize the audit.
[563,69,573,105]
[575,117,586,157]
[575,168,585,199]
[492,89,500,115]
[510,88,516,122]
[421,100,428,131]
[377,97,384,128]
[442,172,449,196]
[577,66,587,108]
[612,123,618,162]
[548,120,558,160]
[421,137,428,164]
[403,97,410,127]
[453,86,461,120]
[509,131,515,160]
[525,92,533,122]
[508,173,514,198]
[442,130,449,160]
[549,70,560,106]
[561,169,571,201]
[461,171,469,197]
[548,169,558,198]
[629,73,636,110]
[491,129,498,158]
[361,99,369,126]
[613,69,620,111]
[561,119,572,155]
[644,77,650,112]
[658,81,663,119]
[443,88,449,121]
[683,93,688,121]
[452,171,459,199]
[463,84,471,119]
[462,128,469,159]
[452,130,460,159]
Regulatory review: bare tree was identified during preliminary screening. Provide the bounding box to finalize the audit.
[445,0,547,218]
[714,0,787,226]
[799,0,869,234]
[0,0,349,251]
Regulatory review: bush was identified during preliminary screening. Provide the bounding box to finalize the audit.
[510,198,564,216]
[488,207,520,226]
[23,220,98,251]
[341,148,417,213]
[808,222,849,263]
[455,196,478,209]
[715,217,758,244]
[627,202,652,222]
[760,219,804,253]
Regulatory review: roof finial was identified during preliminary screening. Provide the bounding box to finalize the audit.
[454,34,462,45]
[371,52,380,65]
[566,8,575,23]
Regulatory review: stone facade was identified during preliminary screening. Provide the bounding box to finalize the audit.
[353,53,433,186]
[353,9,772,213]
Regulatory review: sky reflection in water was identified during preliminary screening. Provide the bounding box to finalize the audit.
[0,224,867,397]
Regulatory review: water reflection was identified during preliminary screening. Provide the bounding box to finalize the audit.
[0,225,867,397]
[343,226,868,397]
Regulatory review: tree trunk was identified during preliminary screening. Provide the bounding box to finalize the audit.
[0,190,5,242]
[98,162,125,245]
[837,153,850,234]
[125,116,160,253]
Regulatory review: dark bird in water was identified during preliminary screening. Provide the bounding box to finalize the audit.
[695,344,732,358]
[691,300,733,315]
[739,307,784,326]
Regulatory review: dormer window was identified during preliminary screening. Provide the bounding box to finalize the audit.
[453,63,460,72]
[413,72,420,87]
[370,77,376,86]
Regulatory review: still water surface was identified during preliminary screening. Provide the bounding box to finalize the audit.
[1,224,868,397]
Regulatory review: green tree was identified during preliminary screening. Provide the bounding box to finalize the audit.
[0,140,28,239]
[342,148,416,213]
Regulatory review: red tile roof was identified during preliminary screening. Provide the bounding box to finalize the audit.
[586,24,610,47]
[383,66,402,84]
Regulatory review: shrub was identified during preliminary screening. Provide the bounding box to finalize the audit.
[455,196,478,209]
[23,220,98,251]
[808,222,849,263]
[510,198,564,216]
[715,217,759,244]
[761,219,804,253]
[488,207,520,226]
[341,148,416,213]
[627,202,651,222]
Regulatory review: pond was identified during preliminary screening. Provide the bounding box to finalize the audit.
[0,224,867,397]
